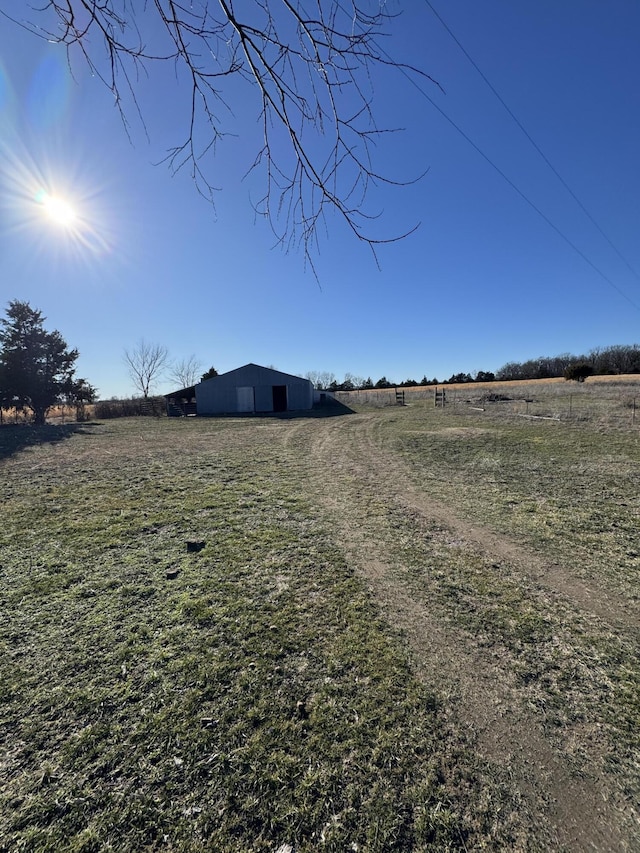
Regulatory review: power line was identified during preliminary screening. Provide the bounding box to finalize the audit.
[423,0,640,285]
[381,10,640,312]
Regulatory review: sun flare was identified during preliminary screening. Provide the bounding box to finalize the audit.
[1,141,114,259]
[35,188,77,227]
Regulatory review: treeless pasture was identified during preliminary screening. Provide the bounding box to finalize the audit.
[339,375,640,430]
[1,405,638,850]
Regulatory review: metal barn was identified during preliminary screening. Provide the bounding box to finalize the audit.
[166,364,313,416]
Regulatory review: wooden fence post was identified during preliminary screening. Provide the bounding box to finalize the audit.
[434,387,446,408]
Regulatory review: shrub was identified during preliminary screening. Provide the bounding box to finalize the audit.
[564,363,595,383]
[93,397,166,418]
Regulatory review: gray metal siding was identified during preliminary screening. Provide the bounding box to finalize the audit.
[195,381,237,414]
[236,387,255,412]
[254,385,274,413]
[194,364,313,415]
[287,382,313,410]
[220,364,303,388]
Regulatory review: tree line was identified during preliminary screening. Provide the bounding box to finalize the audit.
[495,345,640,382]
[4,298,637,426]
[304,371,495,391]
[308,345,640,392]
[121,341,640,401]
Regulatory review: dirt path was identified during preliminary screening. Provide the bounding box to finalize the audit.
[284,412,637,851]
[360,415,639,633]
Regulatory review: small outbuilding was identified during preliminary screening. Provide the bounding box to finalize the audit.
[166,363,313,416]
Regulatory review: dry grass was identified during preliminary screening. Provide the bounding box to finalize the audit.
[1,402,639,851]
[0,417,493,852]
[339,376,640,430]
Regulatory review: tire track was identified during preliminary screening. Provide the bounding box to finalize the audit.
[284,413,637,851]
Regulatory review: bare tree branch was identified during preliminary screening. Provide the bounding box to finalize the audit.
[1,1,439,268]
[168,354,203,388]
[123,340,170,397]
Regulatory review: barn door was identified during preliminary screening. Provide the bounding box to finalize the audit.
[236,386,255,412]
[272,385,287,412]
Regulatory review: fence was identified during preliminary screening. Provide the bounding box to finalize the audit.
[0,407,31,425]
[0,396,168,425]
[93,397,166,419]
[335,377,640,430]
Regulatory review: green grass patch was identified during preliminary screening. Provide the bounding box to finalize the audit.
[4,407,638,850]
[1,418,495,852]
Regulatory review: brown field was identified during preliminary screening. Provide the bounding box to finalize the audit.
[1,379,639,850]
[338,375,640,431]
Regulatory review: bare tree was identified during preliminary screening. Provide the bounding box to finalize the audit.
[342,372,365,390]
[168,355,203,389]
[305,370,336,390]
[2,2,435,269]
[124,340,170,398]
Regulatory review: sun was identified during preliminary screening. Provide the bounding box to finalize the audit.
[35,188,77,228]
[1,140,115,258]
[44,195,77,227]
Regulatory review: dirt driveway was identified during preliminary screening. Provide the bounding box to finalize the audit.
[285,409,639,852]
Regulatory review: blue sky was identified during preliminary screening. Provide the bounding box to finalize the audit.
[1,1,639,397]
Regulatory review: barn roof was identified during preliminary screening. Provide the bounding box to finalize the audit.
[164,385,196,399]
[215,363,309,383]
[164,363,310,400]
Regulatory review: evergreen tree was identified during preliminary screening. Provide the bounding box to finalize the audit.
[200,366,219,382]
[374,376,392,389]
[0,301,84,425]
[65,377,98,421]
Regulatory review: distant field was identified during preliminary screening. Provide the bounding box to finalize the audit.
[338,375,640,430]
[1,400,638,851]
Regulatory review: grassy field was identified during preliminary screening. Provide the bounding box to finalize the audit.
[338,375,640,430]
[1,392,638,851]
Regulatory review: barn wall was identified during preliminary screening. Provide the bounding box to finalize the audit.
[254,385,274,413]
[195,381,235,414]
[194,364,313,415]
[287,381,313,410]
